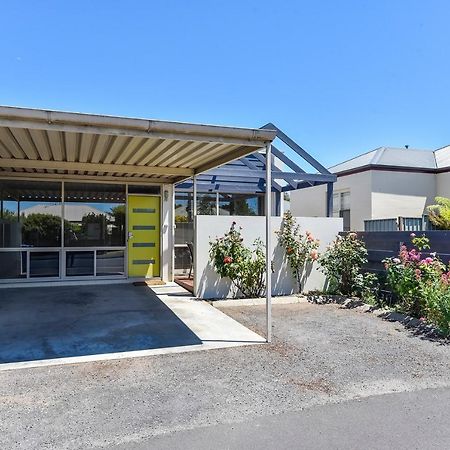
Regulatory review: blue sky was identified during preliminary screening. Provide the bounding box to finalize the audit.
[0,0,449,167]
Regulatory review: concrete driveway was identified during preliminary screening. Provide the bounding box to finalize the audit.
[1,302,449,449]
[0,284,203,364]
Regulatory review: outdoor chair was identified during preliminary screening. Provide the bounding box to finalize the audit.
[186,241,194,279]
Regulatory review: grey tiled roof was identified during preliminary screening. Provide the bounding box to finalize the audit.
[330,145,450,173]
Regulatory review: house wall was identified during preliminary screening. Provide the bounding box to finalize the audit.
[436,172,450,198]
[194,215,343,299]
[290,171,372,231]
[371,171,436,219]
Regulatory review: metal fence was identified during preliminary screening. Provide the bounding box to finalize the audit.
[364,216,438,232]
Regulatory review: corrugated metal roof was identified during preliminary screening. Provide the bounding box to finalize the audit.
[330,145,450,173]
[0,105,276,184]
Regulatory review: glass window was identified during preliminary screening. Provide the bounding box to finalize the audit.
[30,252,59,278]
[197,194,216,215]
[0,251,27,278]
[333,191,351,231]
[0,180,62,248]
[174,192,194,245]
[96,250,125,276]
[219,193,264,216]
[66,251,94,276]
[64,183,125,247]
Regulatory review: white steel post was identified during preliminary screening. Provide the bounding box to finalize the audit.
[193,175,197,295]
[265,143,272,343]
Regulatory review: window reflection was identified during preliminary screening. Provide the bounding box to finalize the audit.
[219,193,264,216]
[64,183,125,247]
[0,180,62,247]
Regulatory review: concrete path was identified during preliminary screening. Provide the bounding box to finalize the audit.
[120,386,450,450]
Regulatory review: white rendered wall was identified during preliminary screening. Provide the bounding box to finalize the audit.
[371,171,436,219]
[195,215,343,299]
[290,171,372,230]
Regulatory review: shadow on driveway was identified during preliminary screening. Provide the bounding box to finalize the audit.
[0,283,202,363]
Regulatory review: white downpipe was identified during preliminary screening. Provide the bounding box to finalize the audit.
[265,144,272,343]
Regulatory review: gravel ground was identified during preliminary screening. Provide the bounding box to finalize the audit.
[1,302,450,449]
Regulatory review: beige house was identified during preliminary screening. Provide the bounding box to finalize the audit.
[290,145,450,231]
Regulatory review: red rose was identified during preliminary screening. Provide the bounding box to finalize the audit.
[223,256,233,264]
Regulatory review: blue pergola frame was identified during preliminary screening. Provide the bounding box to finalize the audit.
[176,123,337,216]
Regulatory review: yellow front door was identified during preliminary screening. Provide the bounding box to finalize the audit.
[127,195,160,277]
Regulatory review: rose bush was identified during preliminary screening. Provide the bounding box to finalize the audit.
[276,211,320,292]
[319,232,377,297]
[209,222,266,298]
[384,234,450,335]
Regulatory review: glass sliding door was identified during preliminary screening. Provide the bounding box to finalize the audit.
[63,182,126,277]
[0,179,128,281]
[0,180,62,281]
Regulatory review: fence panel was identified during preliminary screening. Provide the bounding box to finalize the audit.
[364,218,398,232]
[341,231,450,272]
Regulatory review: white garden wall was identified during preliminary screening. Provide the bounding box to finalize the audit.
[194,215,343,299]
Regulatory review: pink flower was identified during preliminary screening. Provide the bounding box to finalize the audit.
[420,257,434,265]
[223,256,233,264]
[410,233,416,238]
[307,234,315,241]
[348,232,357,239]
[310,250,318,261]
[414,268,422,280]
[408,249,421,262]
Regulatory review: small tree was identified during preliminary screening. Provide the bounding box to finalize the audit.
[209,222,266,298]
[276,211,319,292]
[319,232,371,296]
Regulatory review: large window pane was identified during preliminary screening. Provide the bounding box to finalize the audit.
[0,180,62,248]
[96,250,124,276]
[66,251,94,276]
[64,183,125,247]
[0,251,27,278]
[174,192,194,245]
[197,194,216,215]
[219,193,263,216]
[30,252,59,278]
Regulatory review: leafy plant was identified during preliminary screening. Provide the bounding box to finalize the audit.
[421,278,450,336]
[318,232,369,296]
[427,196,450,230]
[276,211,319,292]
[209,222,266,298]
[384,234,447,318]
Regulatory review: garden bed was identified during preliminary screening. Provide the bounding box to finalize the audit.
[307,293,448,341]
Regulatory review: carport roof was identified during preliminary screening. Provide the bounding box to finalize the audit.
[0,105,276,184]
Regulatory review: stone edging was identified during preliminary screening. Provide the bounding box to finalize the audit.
[209,295,308,308]
[307,294,448,341]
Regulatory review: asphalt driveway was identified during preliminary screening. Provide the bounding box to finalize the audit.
[1,302,449,449]
[0,284,202,363]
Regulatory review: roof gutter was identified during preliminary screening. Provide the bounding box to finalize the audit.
[0,105,276,145]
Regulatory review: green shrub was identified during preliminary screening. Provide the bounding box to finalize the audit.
[427,196,450,230]
[276,211,319,292]
[421,278,450,336]
[383,234,445,317]
[318,232,371,296]
[209,222,266,298]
